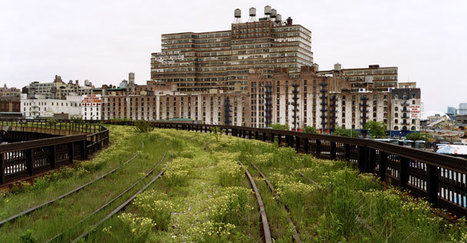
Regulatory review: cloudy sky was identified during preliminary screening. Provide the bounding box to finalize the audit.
[1,0,466,112]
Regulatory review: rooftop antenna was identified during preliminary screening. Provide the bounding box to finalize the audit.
[234,8,242,23]
[249,7,257,22]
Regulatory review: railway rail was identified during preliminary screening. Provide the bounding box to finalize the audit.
[46,151,167,242]
[250,162,301,242]
[101,120,467,218]
[0,152,138,227]
[238,161,272,243]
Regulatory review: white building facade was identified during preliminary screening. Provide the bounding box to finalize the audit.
[20,94,82,119]
[81,94,102,120]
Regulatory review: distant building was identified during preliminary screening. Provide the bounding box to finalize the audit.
[151,6,313,92]
[318,63,398,92]
[27,75,93,99]
[0,96,20,112]
[447,106,457,119]
[81,94,102,120]
[0,84,21,97]
[20,94,82,119]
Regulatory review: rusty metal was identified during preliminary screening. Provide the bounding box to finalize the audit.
[238,161,272,243]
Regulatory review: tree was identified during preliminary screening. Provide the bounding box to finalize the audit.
[304,126,318,134]
[134,120,154,133]
[406,132,432,142]
[271,124,289,130]
[332,126,359,137]
[363,121,386,138]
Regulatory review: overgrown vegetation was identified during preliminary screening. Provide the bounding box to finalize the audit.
[134,120,154,133]
[2,126,467,242]
[304,125,318,134]
[406,132,433,142]
[333,126,359,137]
[271,123,289,130]
[364,120,386,138]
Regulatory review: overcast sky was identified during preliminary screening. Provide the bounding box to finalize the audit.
[1,0,466,112]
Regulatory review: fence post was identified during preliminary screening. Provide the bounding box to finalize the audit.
[304,138,309,153]
[26,149,33,176]
[427,164,439,206]
[330,141,336,160]
[368,148,376,173]
[400,157,409,188]
[316,140,321,159]
[358,146,368,173]
[68,142,74,164]
[255,131,259,140]
[379,151,388,181]
[81,140,88,160]
[344,144,351,161]
[50,145,56,169]
[295,136,300,152]
[0,153,5,184]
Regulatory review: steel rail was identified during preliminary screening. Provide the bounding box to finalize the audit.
[46,151,166,243]
[71,170,165,242]
[238,161,272,243]
[0,152,139,227]
[250,162,301,243]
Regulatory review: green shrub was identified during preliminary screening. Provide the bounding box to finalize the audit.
[406,132,432,142]
[271,124,289,130]
[363,121,386,138]
[304,126,318,134]
[134,191,174,231]
[134,120,154,133]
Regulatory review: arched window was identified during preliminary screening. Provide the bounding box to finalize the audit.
[411,126,416,131]
[402,126,407,131]
[394,126,399,130]
[395,119,398,124]
[412,119,416,124]
[395,113,398,117]
[395,107,398,111]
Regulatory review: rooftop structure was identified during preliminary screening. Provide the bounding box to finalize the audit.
[318,63,398,92]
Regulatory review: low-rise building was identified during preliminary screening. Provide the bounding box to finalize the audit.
[20,94,82,119]
[81,94,102,120]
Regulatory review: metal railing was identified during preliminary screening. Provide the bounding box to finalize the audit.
[0,119,109,185]
[104,120,467,217]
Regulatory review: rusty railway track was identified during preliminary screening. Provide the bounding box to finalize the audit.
[238,161,272,243]
[46,151,167,242]
[0,152,139,227]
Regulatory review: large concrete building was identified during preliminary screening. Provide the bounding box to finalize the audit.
[20,94,82,119]
[151,6,313,92]
[26,75,94,99]
[318,63,398,92]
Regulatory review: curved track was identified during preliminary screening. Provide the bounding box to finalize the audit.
[72,170,165,242]
[46,151,167,242]
[0,152,139,227]
[238,161,272,243]
[250,162,301,242]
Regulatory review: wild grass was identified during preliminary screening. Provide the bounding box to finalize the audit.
[3,127,467,242]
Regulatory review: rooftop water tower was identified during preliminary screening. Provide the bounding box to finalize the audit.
[234,8,241,23]
[249,7,256,22]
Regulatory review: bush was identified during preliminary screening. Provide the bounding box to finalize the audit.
[134,120,154,133]
[71,115,84,124]
[332,126,359,137]
[134,191,174,231]
[363,121,386,138]
[304,126,318,134]
[406,132,432,142]
[271,124,289,130]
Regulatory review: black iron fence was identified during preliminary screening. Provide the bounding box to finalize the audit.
[0,119,109,185]
[103,120,467,217]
